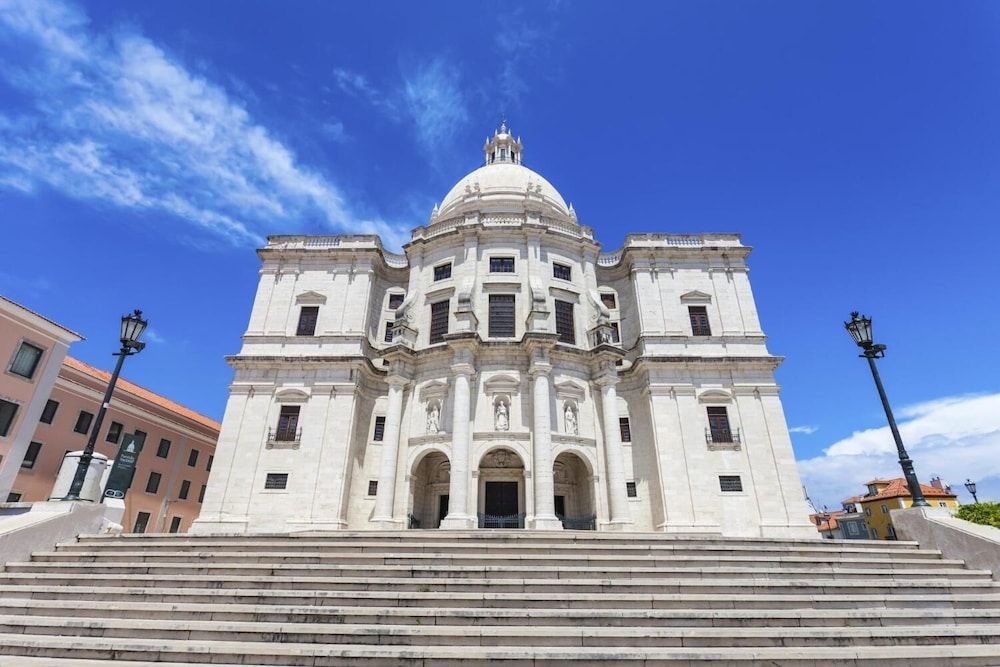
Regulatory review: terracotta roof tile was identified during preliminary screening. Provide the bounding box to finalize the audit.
[62,356,221,433]
[859,477,956,502]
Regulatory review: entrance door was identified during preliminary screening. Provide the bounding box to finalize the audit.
[437,495,449,527]
[554,495,566,518]
[485,481,518,516]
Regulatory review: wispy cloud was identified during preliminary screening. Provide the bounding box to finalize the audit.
[143,328,166,345]
[0,0,408,248]
[789,425,819,435]
[401,58,468,154]
[798,393,1000,507]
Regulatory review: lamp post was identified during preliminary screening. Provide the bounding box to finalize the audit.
[63,310,147,501]
[964,479,979,504]
[822,505,835,539]
[844,312,928,507]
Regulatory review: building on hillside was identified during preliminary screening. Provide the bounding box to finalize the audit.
[193,123,816,538]
[0,296,221,533]
[0,296,83,497]
[835,496,869,540]
[849,477,959,540]
[808,509,844,539]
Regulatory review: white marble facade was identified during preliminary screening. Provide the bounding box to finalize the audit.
[192,125,815,538]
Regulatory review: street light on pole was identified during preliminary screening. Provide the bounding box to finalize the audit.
[964,479,979,504]
[844,311,929,508]
[62,309,147,501]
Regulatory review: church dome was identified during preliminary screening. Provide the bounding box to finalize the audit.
[434,123,571,221]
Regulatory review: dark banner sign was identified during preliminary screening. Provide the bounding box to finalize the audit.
[102,431,146,501]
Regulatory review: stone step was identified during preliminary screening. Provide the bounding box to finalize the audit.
[4,615,1000,648]
[2,571,995,595]
[4,585,1000,610]
[8,560,987,581]
[3,598,1000,628]
[2,633,1000,666]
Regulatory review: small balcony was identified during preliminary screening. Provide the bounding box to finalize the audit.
[266,426,302,450]
[705,427,741,450]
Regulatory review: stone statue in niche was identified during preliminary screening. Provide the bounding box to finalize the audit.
[495,400,509,431]
[426,403,440,434]
[565,403,579,435]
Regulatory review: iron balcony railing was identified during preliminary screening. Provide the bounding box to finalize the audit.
[266,427,302,447]
[705,427,741,446]
[477,513,525,529]
[559,514,596,531]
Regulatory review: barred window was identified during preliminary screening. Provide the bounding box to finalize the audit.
[264,473,288,490]
[554,300,575,344]
[619,417,632,442]
[433,263,452,281]
[489,256,515,273]
[367,480,378,496]
[296,306,319,336]
[430,300,449,343]
[707,406,733,443]
[384,321,394,343]
[626,481,638,498]
[388,293,405,309]
[553,263,572,281]
[688,306,711,336]
[274,406,300,442]
[373,416,386,441]
[719,475,743,492]
[489,294,515,338]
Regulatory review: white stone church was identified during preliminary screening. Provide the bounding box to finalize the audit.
[193,124,815,538]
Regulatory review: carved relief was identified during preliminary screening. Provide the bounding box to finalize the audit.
[564,402,579,435]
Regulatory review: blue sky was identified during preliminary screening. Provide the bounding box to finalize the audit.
[2,0,999,509]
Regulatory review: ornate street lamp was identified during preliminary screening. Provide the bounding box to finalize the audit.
[844,312,929,507]
[63,310,147,501]
[964,479,979,504]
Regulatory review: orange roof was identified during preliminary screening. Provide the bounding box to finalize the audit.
[841,495,865,505]
[809,510,844,532]
[858,477,956,502]
[62,356,221,433]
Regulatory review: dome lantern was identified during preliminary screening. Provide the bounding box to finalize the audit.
[483,119,523,165]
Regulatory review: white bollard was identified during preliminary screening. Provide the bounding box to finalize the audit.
[48,451,109,502]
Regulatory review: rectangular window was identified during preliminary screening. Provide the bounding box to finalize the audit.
[887,524,896,539]
[187,449,200,467]
[73,410,94,435]
[9,342,44,379]
[21,441,42,469]
[938,501,947,507]
[145,471,161,494]
[865,507,872,517]
[198,484,207,503]
[156,439,171,458]
[554,300,575,344]
[619,417,632,442]
[870,528,879,539]
[489,256,515,273]
[388,293,405,309]
[105,421,124,444]
[178,479,191,500]
[169,516,182,533]
[706,406,733,443]
[296,306,319,336]
[372,416,386,441]
[552,262,572,281]
[626,481,638,498]
[429,300,449,344]
[433,263,452,281]
[275,405,300,442]
[133,511,150,534]
[39,399,59,425]
[689,306,712,336]
[384,321,394,343]
[6,492,22,502]
[134,430,147,445]
[206,455,213,472]
[0,399,18,437]
[367,480,378,496]
[601,293,617,310]
[488,294,515,338]
[265,473,288,490]
[719,475,743,492]
[881,504,889,514]
[610,322,620,344]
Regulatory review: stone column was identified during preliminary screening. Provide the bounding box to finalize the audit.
[372,375,407,528]
[440,356,476,529]
[528,349,563,530]
[596,368,633,530]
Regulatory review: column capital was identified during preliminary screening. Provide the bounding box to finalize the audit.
[592,359,619,388]
[450,362,476,377]
[528,361,552,379]
[387,373,410,389]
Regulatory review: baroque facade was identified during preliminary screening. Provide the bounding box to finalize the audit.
[193,125,815,537]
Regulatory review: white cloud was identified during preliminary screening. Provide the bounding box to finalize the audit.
[401,58,468,154]
[798,393,1000,508]
[143,328,166,345]
[789,425,818,435]
[0,0,408,248]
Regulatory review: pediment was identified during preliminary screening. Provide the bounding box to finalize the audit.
[483,373,520,396]
[554,380,586,400]
[275,386,311,402]
[680,290,712,303]
[419,379,449,400]
[295,290,327,305]
[697,388,733,403]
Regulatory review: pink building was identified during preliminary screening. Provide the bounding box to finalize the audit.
[0,296,220,533]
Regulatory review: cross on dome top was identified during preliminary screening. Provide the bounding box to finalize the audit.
[483,120,523,165]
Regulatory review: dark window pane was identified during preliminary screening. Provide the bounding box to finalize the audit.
[6,492,22,502]
[626,481,638,498]
[134,430,147,445]
[372,416,386,441]
[0,399,19,437]
[39,399,59,424]
[296,306,319,336]
[601,293,617,309]
[429,300,449,343]
[489,257,515,273]
[275,406,300,442]
[133,511,150,533]
[21,441,42,469]
[168,516,182,533]
[187,449,200,467]
[105,421,123,443]
[198,484,207,503]
[689,306,712,336]
[433,263,452,281]
[553,263,572,281]
[489,294,515,338]
[9,342,43,379]
[384,321,394,343]
[619,417,632,442]
[611,322,620,344]
[368,480,378,496]
[388,293,405,309]
[178,480,191,500]
[707,406,733,443]
[554,300,575,344]
[156,439,171,458]
[74,410,94,435]
[265,473,288,490]
[145,472,161,494]
[206,455,213,472]
[719,475,743,492]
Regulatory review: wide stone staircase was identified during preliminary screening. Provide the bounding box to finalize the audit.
[0,531,999,665]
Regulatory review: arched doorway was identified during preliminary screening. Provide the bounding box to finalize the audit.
[553,451,595,530]
[477,448,525,528]
[409,451,450,529]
